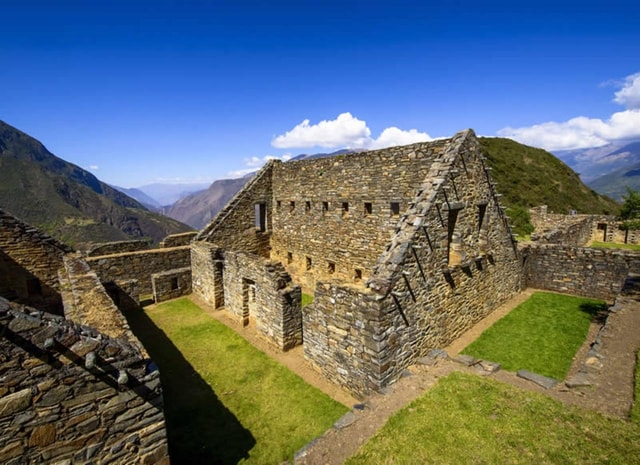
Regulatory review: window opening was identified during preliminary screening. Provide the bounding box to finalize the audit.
[354,269,362,281]
[290,201,295,212]
[390,202,400,216]
[254,203,267,232]
[287,252,293,264]
[364,202,372,216]
[342,202,349,216]
[328,262,335,274]
[322,201,329,214]
[306,256,312,271]
[305,201,311,213]
[170,277,179,291]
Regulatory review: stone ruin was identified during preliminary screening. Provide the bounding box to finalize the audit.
[4,128,640,461]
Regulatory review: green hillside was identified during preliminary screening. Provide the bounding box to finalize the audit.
[479,138,618,233]
[0,120,193,247]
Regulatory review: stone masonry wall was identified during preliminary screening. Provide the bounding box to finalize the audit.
[86,247,190,298]
[159,232,197,248]
[521,244,640,301]
[190,242,224,309]
[85,240,151,257]
[152,268,192,303]
[0,209,72,314]
[529,207,595,246]
[0,297,169,464]
[270,140,448,291]
[223,251,302,350]
[302,131,523,395]
[197,162,273,258]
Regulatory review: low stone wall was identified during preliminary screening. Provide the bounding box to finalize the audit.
[529,209,595,246]
[86,246,191,297]
[0,297,170,464]
[223,251,302,350]
[159,232,197,248]
[521,244,640,301]
[59,254,143,345]
[152,267,192,303]
[85,240,152,257]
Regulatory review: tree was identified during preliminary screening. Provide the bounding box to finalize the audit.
[619,187,640,230]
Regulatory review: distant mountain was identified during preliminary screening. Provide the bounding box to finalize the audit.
[0,120,193,247]
[587,162,640,201]
[112,186,162,211]
[480,137,618,215]
[165,176,251,229]
[135,182,211,206]
[553,140,640,182]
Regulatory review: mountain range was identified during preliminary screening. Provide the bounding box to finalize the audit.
[0,120,193,247]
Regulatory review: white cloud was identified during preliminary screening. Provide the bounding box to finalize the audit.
[227,153,293,178]
[88,165,99,171]
[614,72,640,109]
[498,71,640,151]
[272,112,372,149]
[271,112,431,150]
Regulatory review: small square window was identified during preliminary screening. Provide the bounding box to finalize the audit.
[276,200,281,210]
[342,202,349,215]
[322,202,329,214]
[390,202,400,216]
[170,277,179,290]
[290,201,295,212]
[287,252,293,264]
[328,261,336,274]
[364,202,372,215]
[306,256,312,270]
[354,269,362,281]
[305,201,311,212]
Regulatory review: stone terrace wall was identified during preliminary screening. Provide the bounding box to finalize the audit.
[159,232,197,248]
[0,209,72,314]
[152,267,192,303]
[223,251,302,350]
[196,162,273,257]
[270,140,448,291]
[521,244,640,301]
[85,239,151,257]
[303,130,523,395]
[0,297,169,464]
[86,246,190,297]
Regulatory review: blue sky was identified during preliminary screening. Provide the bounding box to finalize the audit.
[1,0,639,187]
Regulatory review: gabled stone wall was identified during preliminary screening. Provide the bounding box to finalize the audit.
[223,251,302,350]
[0,209,72,314]
[0,298,169,464]
[302,131,523,395]
[270,141,448,291]
[197,162,274,257]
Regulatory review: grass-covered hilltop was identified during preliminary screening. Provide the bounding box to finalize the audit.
[0,120,192,247]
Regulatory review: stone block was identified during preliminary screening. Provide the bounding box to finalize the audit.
[0,388,33,418]
[516,370,558,389]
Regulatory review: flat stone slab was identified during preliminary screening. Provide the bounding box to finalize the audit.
[453,354,477,367]
[333,412,358,430]
[416,356,437,366]
[517,370,558,389]
[478,360,501,373]
[565,372,593,388]
[427,348,449,359]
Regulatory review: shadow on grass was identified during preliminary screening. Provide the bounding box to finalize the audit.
[121,300,256,465]
[579,301,609,324]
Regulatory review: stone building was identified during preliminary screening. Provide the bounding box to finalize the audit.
[192,129,523,396]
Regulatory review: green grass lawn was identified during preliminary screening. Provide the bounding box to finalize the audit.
[301,293,314,307]
[461,292,606,380]
[591,241,640,251]
[347,372,640,465]
[125,297,348,465]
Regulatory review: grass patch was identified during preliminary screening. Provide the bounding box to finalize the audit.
[126,298,348,464]
[591,241,640,251]
[633,349,640,424]
[301,293,314,307]
[461,292,605,380]
[347,372,640,465]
